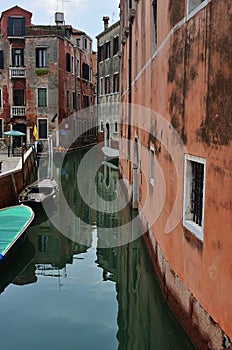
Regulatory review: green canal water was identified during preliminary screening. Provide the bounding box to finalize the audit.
[0,148,195,350]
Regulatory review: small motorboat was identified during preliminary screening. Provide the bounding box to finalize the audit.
[18,178,58,210]
[0,205,34,268]
[102,146,119,166]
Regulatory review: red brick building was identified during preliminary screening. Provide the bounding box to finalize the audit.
[0,5,96,146]
[119,0,232,348]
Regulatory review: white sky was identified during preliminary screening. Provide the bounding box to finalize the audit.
[1,0,120,50]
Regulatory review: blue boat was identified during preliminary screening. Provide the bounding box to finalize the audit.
[0,205,34,268]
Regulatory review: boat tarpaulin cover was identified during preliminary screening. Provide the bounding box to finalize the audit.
[0,205,33,257]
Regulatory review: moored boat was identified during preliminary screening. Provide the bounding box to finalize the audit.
[18,178,58,210]
[102,146,119,166]
[0,205,34,268]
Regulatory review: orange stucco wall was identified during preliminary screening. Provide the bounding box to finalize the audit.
[120,0,232,341]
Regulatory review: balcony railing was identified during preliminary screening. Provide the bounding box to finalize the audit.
[9,67,26,79]
[10,106,26,117]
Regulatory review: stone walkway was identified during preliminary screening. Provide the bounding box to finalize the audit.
[0,154,21,173]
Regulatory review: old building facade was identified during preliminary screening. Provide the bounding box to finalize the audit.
[119,0,232,348]
[96,17,120,148]
[0,5,96,147]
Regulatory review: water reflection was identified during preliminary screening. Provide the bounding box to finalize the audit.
[0,148,195,350]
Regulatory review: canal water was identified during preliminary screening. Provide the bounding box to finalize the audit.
[0,148,195,350]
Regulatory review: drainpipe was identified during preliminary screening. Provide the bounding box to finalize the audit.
[96,38,99,138]
[128,0,132,162]
[74,46,77,113]
[128,0,138,209]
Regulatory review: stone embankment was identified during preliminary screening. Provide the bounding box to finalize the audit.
[0,147,37,208]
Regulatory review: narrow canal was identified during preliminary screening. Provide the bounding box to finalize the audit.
[0,147,195,350]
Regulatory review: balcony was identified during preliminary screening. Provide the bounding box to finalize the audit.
[10,106,26,117]
[9,67,26,79]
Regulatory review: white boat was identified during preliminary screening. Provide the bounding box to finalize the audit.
[102,147,119,165]
[18,178,58,209]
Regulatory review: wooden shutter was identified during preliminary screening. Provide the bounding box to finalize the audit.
[12,48,16,66]
[38,119,48,139]
[21,48,24,66]
[8,17,13,36]
[0,50,4,69]
[36,48,39,67]
[0,119,2,138]
[21,17,25,36]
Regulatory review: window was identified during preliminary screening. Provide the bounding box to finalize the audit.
[77,59,80,77]
[113,36,119,56]
[72,56,74,74]
[114,121,118,133]
[73,91,76,109]
[76,38,80,47]
[89,67,92,82]
[0,118,3,138]
[100,121,104,132]
[100,77,104,95]
[183,154,206,240]
[77,93,81,109]
[38,118,48,139]
[99,45,104,62]
[83,95,89,108]
[187,0,205,14]
[136,41,138,76]
[65,28,70,39]
[38,235,48,252]
[36,48,47,68]
[38,88,47,107]
[83,37,88,50]
[105,76,110,94]
[150,147,154,186]
[82,63,89,80]
[12,48,24,66]
[0,50,3,69]
[13,89,24,106]
[113,73,119,93]
[0,89,2,108]
[104,41,110,59]
[152,0,157,53]
[66,53,71,72]
[66,90,70,108]
[8,17,25,37]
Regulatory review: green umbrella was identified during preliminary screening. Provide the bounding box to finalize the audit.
[3,130,26,136]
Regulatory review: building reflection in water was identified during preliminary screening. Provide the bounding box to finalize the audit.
[0,148,194,349]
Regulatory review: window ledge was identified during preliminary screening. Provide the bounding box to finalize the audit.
[183,220,203,241]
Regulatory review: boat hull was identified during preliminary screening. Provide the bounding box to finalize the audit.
[18,178,58,206]
[0,205,34,270]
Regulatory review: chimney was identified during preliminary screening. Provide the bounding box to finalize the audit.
[103,16,110,31]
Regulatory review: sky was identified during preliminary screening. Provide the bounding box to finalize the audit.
[0,0,120,50]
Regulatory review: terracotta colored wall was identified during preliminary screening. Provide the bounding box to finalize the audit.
[120,0,232,342]
[0,6,32,39]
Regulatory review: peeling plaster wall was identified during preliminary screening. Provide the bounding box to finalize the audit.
[120,0,232,346]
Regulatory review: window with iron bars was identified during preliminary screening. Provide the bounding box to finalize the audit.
[183,154,206,240]
[191,161,204,226]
